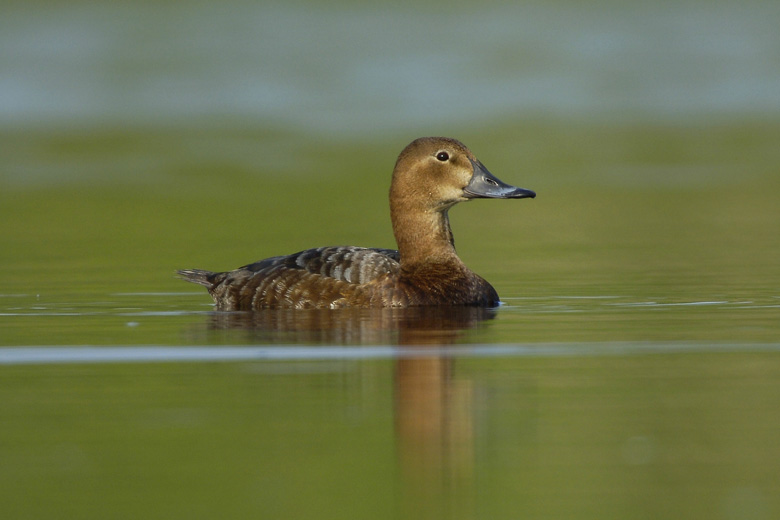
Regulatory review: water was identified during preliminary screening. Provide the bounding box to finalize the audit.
[2,1,780,518]
[2,294,779,518]
[3,329,780,519]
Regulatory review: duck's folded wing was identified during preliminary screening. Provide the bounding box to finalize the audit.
[180,246,401,309]
[241,246,400,284]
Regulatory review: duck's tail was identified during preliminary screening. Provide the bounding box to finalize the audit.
[177,269,216,289]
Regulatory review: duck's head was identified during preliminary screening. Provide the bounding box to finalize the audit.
[390,137,536,213]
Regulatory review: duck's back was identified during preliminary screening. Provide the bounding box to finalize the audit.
[179,246,401,310]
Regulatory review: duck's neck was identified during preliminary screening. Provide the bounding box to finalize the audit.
[391,205,462,269]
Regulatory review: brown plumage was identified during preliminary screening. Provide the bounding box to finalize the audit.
[178,137,535,310]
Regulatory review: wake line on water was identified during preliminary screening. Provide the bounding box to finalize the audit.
[1,343,779,365]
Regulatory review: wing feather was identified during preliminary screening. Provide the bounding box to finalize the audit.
[182,246,401,310]
[241,246,400,284]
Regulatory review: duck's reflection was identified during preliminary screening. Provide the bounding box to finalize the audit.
[205,305,493,345]
[202,306,488,518]
[392,310,479,520]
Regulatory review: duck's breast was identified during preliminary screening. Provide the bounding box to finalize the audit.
[397,261,501,307]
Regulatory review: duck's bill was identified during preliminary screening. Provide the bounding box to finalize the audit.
[464,159,536,199]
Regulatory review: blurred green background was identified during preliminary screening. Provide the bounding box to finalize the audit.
[2,0,779,312]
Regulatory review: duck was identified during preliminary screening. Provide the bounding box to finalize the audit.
[178,137,535,310]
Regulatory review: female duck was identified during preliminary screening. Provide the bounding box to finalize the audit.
[179,137,535,309]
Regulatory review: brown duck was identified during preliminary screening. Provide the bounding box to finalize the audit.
[178,137,535,309]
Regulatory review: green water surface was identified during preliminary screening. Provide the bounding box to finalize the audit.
[2,119,779,520]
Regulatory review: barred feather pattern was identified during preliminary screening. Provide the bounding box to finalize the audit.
[179,246,405,310]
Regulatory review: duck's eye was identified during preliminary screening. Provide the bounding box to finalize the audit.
[436,151,449,162]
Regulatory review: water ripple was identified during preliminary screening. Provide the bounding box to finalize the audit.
[1,342,779,365]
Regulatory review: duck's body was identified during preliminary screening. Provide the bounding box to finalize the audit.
[179,245,498,309]
[179,137,535,310]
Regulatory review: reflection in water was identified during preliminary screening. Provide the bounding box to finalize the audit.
[205,306,494,345]
[395,341,475,520]
[204,306,487,519]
